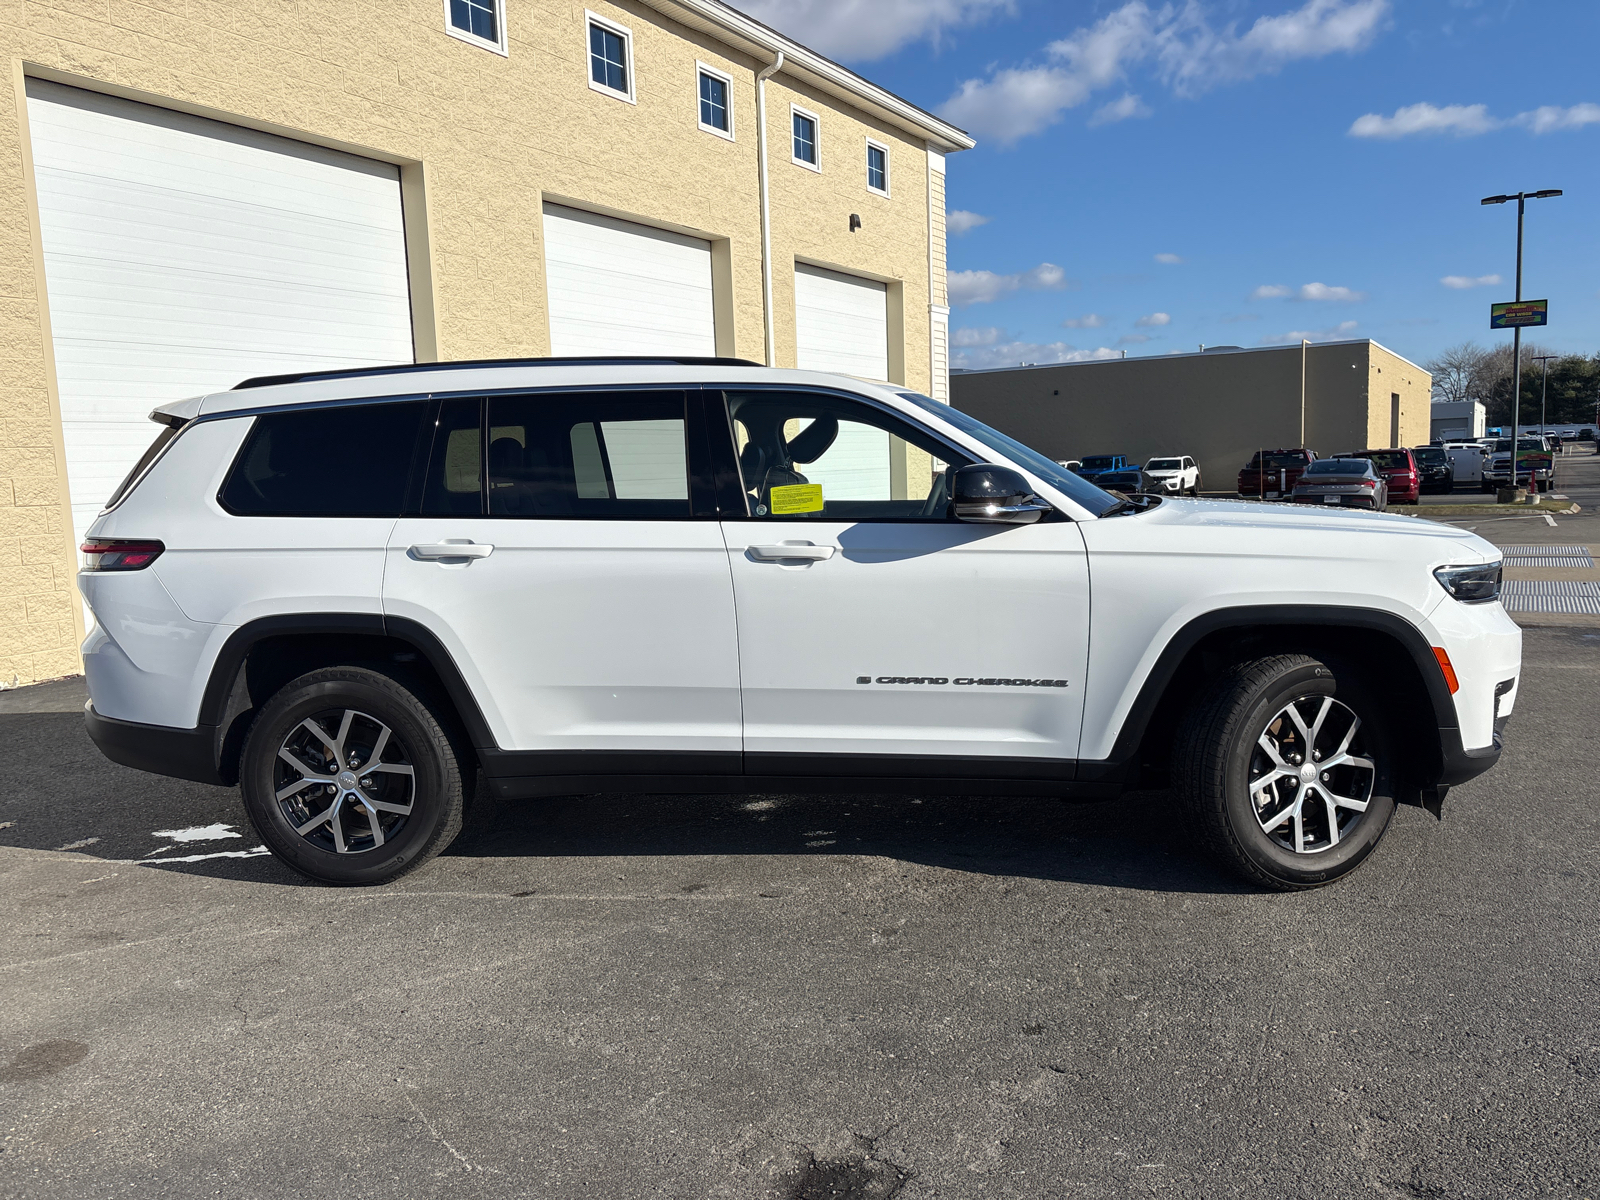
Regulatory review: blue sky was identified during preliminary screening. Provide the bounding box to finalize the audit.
[742,0,1599,372]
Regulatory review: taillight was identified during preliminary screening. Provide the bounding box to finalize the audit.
[1360,480,1376,488]
[80,539,164,571]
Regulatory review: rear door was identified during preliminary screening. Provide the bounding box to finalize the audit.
[383,388,741,776]
[712,387,1090,778]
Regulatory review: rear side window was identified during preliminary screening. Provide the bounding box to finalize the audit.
[220,402,426,516]
[421,391,692,518]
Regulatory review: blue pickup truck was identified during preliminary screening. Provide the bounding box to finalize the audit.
[1072,454,1129,482]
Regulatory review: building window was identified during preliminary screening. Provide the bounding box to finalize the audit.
[587,13,633,102]
[791,105,820,170]
[866,140,889,195]
[698,65,732,138]
[444,0,506,55]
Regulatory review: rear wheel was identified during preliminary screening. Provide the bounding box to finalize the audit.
[1173,653,1396,890]
[239,667,469,885]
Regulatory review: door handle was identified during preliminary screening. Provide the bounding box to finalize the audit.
[748,543,836,562]
[409,541,495,561]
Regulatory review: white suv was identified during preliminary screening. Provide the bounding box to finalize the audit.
[79,358,1520,890]
[1142,456,1201,495]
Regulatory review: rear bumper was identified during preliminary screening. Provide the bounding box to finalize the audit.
[84,703,225,787]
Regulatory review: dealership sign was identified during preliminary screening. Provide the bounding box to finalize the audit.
[1490,299,1549,329]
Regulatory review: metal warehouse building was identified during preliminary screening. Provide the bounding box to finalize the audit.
[0,0,972,687]
[950,340,1431,493]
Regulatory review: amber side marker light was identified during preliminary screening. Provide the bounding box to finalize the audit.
[80,539,164,571]
[1432,647,1460,694]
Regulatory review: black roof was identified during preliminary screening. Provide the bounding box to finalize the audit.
[233,355,763,391]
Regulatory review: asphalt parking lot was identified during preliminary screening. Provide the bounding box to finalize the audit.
[4,471,1598,1199]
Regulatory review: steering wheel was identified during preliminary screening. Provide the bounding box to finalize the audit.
[919,467,952,518]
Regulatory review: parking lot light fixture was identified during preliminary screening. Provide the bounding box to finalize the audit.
[1481,189,1562,492]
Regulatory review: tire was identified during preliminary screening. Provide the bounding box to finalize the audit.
[1172,653,1396,890]
[239,666,469,885]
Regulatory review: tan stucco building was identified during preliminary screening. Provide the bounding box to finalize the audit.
[950,340,1431,492]
[0,0,971,687]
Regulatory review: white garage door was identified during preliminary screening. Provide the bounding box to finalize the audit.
[793,264,891,497]
[542,204,715,357]
[25,79,414,549]
[794,263,888,381]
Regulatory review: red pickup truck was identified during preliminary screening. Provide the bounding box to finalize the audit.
[1237,448,1317,499]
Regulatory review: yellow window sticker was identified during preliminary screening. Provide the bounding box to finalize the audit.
[768,483,825,515]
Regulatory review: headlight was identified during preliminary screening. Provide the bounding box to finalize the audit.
[1434,562,1501,603]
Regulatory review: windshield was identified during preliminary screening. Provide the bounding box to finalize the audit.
[1362,450,1410,469]
[1146,458,1182,470]
[1248,452,1306,469]
[1493,439,1546,452]
[1305,459,1369,475]
[896,392,1123,516]
[1080,456,1117,469]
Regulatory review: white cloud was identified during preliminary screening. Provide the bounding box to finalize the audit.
[1154,252,1184,264]
[1089,93,1152,126]
[735,0,1012,61]
[941,0,1388,144]
[953,340,1122,370]
[951,325,1005,346]
[1440,273,1502,290]
[1062,313,1106,328]
[1350,101,1600,139]
[1259,319,1359,345]
[947,209,991,235]
[1348,102,1495,138]
[947,261,1070,306]
[1254,282,1365,301]
[1135,311,1171,326]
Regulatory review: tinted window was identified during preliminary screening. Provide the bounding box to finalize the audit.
[422,391,691,519]
[1306,459,1370,475]
[1413,448,1449,465]
[1146,458,1182,470]
[221,402,425,516]
[1362,451,1409,468]
[1249,452,1307,469]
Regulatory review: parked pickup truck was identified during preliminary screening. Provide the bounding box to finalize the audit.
[1484,437,1555,493]
[1072,454,1128,482]
[1238,449,1317,499]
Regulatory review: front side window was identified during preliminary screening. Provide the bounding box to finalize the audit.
[699,69,730,134]
[222,402,426,517]
[866,142,888,193]
[588,18,630,97]
[446,0,505,53]
[422,392,691,519]
[792,109,818,167]
[723,391,968,521]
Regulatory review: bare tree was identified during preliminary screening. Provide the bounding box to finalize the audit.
[1426,341,1490,404]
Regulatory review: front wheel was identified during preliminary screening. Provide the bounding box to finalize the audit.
[1173,653,1396,890]
[239,666,469,885]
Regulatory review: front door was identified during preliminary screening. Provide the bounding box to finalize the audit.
[384,388,741,775]
[712,388,1091,779]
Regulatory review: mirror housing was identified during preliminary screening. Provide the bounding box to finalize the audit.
[949,464,1053,524]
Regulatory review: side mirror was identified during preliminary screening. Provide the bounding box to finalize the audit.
[948,463,1053,524]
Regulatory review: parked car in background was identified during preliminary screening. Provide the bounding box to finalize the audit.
[1073,454,1127,482]
[1143,455,1201,495]
[1290,458,1387,510]
[1097,466,1159,495]
[1411,445,1455,494]
[1440,441,1486,486]
[1237,448,1316,499]
[1353,448,1420,505]
[1485,437,1555,492]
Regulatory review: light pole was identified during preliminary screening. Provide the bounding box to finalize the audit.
[1531,354,1557,446]
[1481,189,1561,492]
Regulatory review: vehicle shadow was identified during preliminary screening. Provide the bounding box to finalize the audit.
[0,709,1256,896]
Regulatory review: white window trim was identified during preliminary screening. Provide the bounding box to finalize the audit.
[790,103,821,172]
[696,61,735,141]
[865,137,890,198]
[585,11,636,105]
[442,0,508,56]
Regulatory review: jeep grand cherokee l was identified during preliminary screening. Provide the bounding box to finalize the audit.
[78,357,1520,891]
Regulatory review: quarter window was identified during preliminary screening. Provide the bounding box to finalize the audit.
[866,141,888,194]
[698,67,731,136]
[588,15,632,100]
[221,402,427,517]
[792,107,818,168]
[445,0,506,54]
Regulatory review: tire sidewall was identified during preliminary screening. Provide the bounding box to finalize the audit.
[241,674,456,885]
[1222,660,1395,887]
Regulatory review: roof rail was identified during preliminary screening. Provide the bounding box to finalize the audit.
[232,355,764,390]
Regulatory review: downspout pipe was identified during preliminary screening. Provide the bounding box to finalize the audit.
[755,51,784,367]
